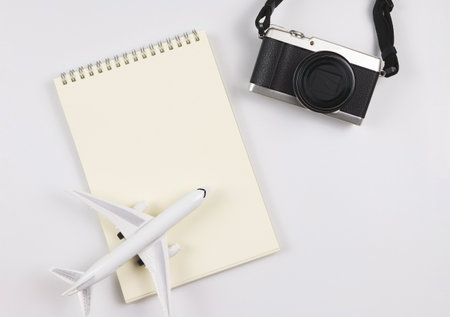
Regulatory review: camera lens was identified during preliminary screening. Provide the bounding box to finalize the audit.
[293,51,355,113]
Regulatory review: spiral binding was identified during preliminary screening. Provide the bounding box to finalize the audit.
[60,30,200,85]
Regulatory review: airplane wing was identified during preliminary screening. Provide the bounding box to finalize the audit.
[139,234,172,317]
[72,191,153,238]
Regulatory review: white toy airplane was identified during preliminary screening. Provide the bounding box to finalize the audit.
[50,187,208,317]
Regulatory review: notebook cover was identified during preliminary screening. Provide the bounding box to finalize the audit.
[54,30,279,303]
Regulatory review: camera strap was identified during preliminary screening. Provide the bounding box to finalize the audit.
[255,0,399,77]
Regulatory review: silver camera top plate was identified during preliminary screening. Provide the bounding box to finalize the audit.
[265,25,382,73]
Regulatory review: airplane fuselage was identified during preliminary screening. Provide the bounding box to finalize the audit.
[66,189,206,295]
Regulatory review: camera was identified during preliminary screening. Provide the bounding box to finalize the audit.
[249,26,383,125]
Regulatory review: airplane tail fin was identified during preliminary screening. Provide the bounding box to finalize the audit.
[50,267,92,317]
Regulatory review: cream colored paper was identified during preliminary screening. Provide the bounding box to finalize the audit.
[54,31,279,303]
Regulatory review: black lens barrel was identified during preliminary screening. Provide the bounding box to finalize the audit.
[293,51,355,113]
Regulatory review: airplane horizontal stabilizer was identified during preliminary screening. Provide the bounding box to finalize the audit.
[50,267,92,317]
[50,267,84,284]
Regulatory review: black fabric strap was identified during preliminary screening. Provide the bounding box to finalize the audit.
[373,0,399,77]
[255,0,283,37]
[255,0,399,77]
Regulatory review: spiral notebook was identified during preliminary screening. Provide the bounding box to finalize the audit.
[54,30,279,303]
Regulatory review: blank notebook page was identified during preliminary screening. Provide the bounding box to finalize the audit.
[54,30,279,303]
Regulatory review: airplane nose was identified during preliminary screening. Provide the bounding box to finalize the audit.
[197,187,208,198]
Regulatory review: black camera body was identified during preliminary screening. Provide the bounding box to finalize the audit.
[250,26,382,125]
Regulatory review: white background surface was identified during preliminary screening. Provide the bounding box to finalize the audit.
[1,1,449,316]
